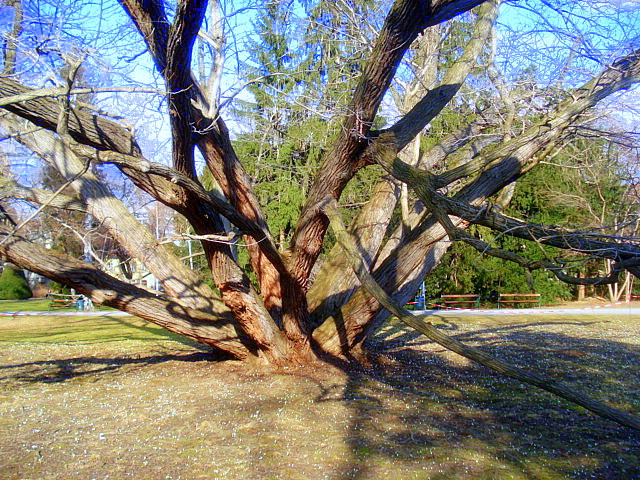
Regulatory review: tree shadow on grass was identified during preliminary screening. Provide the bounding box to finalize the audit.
[0,350,227,384]
[332,320,640,479]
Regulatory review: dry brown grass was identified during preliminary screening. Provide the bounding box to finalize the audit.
[1,312,639,479]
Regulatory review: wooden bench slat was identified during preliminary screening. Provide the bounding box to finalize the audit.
[440,294,480,309]
[498,293,541,308]
[48,294,80,310]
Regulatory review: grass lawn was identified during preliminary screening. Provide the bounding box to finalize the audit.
[0,298,114,312]
[0,311,639,479]
[0,298,58,311]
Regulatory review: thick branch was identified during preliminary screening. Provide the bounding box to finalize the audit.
[0,86,163,109]
[52,123,285,356]
[444,197,640,270]
[315,48,640,352]
[383,0,500,151]
[0,77,141,155]
[118,0,288,320]
[1,180,86,212]
[1,0,23,76]
[0,85,291,354]
[308,177,401,327]
[308,1,499,324]
[432,50,640,189]
[0,113,219,311]
[291,0,493,290]
[380,152,640,272]
[165,0,207,177]
[325,198,640,431]
[0,225,252,359]
[117,0,170,73]
[422,187,629,286]
[197,124,310,344]
[77,146,286,270]
[0,80,187,208]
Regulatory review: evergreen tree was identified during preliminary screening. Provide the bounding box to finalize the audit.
[425,136,629,304]
[0,263,32,300]
[232,0,379,249]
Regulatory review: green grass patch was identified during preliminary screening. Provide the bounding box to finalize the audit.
[0,298,116,312]
[0,314,198,346]
[0,298,55,311]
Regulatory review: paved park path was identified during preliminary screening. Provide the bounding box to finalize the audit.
[415,306,640,316]
[2,306,639,317]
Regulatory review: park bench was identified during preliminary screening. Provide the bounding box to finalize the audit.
[440,294,480,309]
[48,294,79,310]
[497,293,541,308]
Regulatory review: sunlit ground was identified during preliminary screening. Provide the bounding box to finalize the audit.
[1,309,639,479]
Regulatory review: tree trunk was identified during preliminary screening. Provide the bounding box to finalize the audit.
[578,272,586,301]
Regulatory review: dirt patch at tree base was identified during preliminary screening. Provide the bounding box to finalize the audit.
[1,313,639,479]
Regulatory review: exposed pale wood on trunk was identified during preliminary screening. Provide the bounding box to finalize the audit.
[198,129,311,353]
[198,128,286,320]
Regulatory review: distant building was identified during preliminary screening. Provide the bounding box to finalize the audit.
[104,257,159,291]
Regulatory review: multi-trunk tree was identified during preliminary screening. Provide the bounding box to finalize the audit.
[1,0,639,429]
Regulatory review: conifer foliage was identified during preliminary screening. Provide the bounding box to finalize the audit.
[0,263,32,300]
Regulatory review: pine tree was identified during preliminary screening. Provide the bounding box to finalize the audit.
[0,263,32,300]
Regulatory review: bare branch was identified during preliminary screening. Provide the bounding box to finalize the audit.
[117,0,170,73]
[1,181,86,212]
[0,86,165,108]
[1,0,23,76]
[165,0,208,177]
[0,160,90,248]
[383,0,500,151]
[0,223,252,359]
[324,197,640,431]
[0,77,141,155]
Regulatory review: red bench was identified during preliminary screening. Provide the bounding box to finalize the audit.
[498,293,541,308]
[441,294,480,309]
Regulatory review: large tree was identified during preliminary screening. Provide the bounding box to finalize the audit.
[1,0,640,429]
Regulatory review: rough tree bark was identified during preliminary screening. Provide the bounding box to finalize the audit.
[1,0,639,427]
